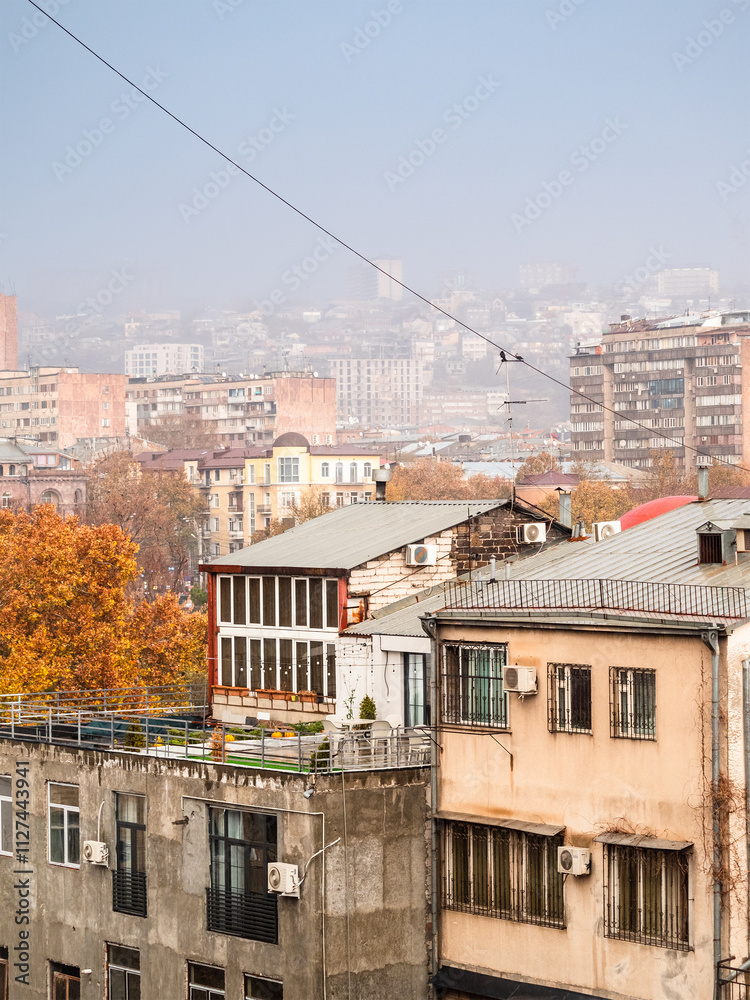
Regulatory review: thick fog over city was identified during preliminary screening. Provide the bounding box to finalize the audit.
[0,0,748,433]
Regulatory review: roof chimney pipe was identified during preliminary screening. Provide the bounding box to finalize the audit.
[373,467,391,501]
[697,456,711,501]
[556,488,572,529]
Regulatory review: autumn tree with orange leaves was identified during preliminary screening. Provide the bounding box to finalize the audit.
[0,504,206,695]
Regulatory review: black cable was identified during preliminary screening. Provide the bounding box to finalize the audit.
[25,0,750,477]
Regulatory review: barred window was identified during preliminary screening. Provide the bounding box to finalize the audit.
[442,644,508,728]
[610,667,656,739]
[442,821,564,928]
[548,664,591,734]
[603,843,690,950]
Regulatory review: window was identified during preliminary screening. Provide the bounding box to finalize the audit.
[245,975,283,999]
[48,783,79,867]
[320,462,329,478]
[363,462,372,479]
[207,808,278,943]
[442,821,564,928]
[263,463,271,484]
[0,776,10,856]
[50,963,80,999]
[278,457,299,483]
[189,963,225,1000]
[610,667,656,739]
[0,494,9,509]
[699,533,722,564]
[602,842,690,949]
[441,644,508,728]
[334,462,344,483]
[40,490,60,509]
[349,461,357,482]
[107,944,140,999]
[405,653,429,728]
[0,946,7,1000]
[113,793,147,917]
[548,663,591,733]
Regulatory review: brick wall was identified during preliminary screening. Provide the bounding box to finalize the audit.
[349,528,456,613]
[450,504,568,575]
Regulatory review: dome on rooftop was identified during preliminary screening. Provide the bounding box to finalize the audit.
[272,432,310,448]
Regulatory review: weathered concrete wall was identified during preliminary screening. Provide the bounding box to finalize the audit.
[0,741,429,1000]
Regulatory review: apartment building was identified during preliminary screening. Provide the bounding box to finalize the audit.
[0,293,17,370]
[411,493,750,999]
[570,310,750,468]
[0,687,430,999]
[328,357,426,428]
[138,434,381,559]
[0,438,86,514]
[127,371,336,447]
[0,366,126,447]
[124,342,204,377]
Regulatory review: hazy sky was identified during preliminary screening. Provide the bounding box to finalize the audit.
[1,0,748,318]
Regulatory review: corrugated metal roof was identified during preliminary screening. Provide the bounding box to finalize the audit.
[207,500,509,571]
[345,498,750,638]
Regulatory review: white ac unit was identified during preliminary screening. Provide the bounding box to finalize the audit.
[594,520,622,542]
[557,846,591,876]
[267,862,300,898]
[82,841,109,866]
[516,523,547,544]
[502,665,537,695]
[406,543,437,567]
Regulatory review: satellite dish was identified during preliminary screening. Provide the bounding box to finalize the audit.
[313,371,319,377]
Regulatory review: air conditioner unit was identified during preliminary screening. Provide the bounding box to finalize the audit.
[503,665,537,695]
[406,543,437,567]
[82,841,109,866]
[267,862,300,898]
[594,520,622,542]
[557,846,591,876]
[515,523,546,544]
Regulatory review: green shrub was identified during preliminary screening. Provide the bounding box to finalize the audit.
[310,737,331,772]
[124,721,146,750]
[359,695,376,720]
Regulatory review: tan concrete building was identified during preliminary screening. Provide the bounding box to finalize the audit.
[0,294,17,370]
[570,310,750,468]
[0,366,126,448]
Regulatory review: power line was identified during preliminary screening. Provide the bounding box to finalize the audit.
[25,0,750,477]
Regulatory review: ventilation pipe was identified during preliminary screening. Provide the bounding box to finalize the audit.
[698,456,711,501]
[702,629,721,993]
[372,467,391,501]
[557,488,572,529]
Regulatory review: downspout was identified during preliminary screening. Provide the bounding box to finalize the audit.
[422,613,440,995]
[744,659,750,956]
[702,629,721,996]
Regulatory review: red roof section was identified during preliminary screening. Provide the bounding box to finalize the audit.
[620,495,697,529]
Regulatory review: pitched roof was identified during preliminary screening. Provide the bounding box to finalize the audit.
[205,500,513,572]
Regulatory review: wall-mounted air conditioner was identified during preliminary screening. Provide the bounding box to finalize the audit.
[406,544,437,567]
[502,665,537,695]
[557,846,591,876]
[82,841,109,866]
[515,523,546,544]
[267,862,300,898]
[594,521,621,542]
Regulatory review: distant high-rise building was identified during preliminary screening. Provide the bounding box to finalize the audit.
[0,294,18,370]
[347,258,403,301]
[518,263,576,291]
[329,356,424,427]
[124,343,204,377]
[656,267,719,299]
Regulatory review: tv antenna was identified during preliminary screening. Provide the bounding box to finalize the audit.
[496,350,547,475]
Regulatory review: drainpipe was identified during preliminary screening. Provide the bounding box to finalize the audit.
[422,613,440,994]
[703,629,721,996]
[744,659,750,956]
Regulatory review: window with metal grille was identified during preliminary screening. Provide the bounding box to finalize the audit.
[207,808,278,943]
[603,843,690,949]
[245,975,283,999]
[610,667,656,740]
[107,944,140,999]
[442,821,564,928]
[442,644,508,728]
[548,664,591,734]
[113,793,147,917]
[189,963,225,1000]
[699,533,723,564]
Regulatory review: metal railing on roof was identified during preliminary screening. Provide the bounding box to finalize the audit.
[0,682,208,723]
[443,578,748,622]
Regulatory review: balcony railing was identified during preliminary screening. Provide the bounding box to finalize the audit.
[206,885,277,943]
[113,869,147,917]
[443,578,748,622]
